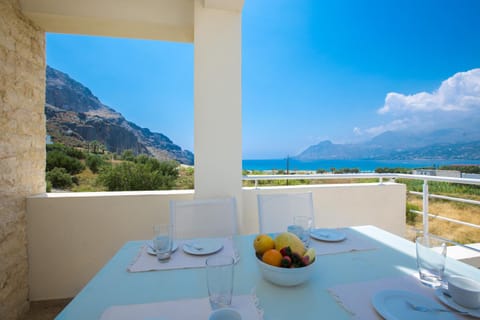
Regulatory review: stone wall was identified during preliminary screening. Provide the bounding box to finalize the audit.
[0,0,45,318]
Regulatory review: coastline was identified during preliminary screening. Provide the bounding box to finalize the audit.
[242,159,480,173]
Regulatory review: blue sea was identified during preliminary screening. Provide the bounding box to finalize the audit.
[242,159,480,172]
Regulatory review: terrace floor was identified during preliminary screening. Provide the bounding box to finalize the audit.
[23,299,71,320]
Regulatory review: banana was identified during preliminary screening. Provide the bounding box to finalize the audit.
[303,247,316,264]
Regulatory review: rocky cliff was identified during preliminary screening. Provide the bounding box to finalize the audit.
[45,66,194,165]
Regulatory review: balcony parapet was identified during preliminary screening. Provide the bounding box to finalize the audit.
[26,183,405,300]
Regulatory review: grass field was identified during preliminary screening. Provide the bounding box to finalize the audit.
[397,178,480,244]
[407,194,480,244]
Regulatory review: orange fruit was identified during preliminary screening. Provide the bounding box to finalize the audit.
[253,234,275,255]
[262,249,283,267]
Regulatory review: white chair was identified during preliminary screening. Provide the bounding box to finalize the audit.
[257,192,315,234]
[170,197,238,239]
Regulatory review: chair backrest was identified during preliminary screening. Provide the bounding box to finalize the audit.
[257,192,314,234]
[170,197,238,239]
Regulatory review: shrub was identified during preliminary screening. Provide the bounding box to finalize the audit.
[46,150,85,174]
[86,154,105,173]
[134,154,150,164]
[97,159,179,191]
[46,167,73,189]
[375,167,411,174]
[334,168,360,174]
[47,143,85,159]
[121,150,135,161]
[406,202,420,225]
[175,166,194,189]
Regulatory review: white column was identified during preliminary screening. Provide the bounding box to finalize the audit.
[193,0,243,201]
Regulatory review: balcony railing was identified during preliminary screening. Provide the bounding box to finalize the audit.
[244,172,480,238]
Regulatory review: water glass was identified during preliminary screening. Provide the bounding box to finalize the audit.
[152,224,173,262]
[288,216,313,247]
[416,234,447,288]
[206,255,234,310]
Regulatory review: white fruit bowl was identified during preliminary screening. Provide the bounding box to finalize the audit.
[256,257,316,287]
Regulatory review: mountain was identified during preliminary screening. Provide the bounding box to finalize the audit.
[45,66,194,165]
[296,129,480,160]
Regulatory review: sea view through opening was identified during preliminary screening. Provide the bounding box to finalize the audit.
[242,159,480,172]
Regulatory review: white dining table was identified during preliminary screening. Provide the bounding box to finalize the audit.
[55,225,480,320]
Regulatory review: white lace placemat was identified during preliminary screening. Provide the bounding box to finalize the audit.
[328,275,470,319]
[100,294,263,320]
[310,228,378,256]
[128,237,239,272]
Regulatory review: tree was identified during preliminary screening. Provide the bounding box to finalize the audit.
[121,150,135,161]
[89,140,104,154]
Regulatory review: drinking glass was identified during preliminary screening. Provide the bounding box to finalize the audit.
[152,224,173,262]
[288,216,313,247]
[206,255,234,310]
[416,233,447,288]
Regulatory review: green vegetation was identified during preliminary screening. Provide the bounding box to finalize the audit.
[47,167,73,189]
[375,167,412,173]
[121,149,135,161]
[175,166,194,189]
[397,179,480,199]
[98,158,179,191]
[46,145,85,174]
[86,154,105,173]
[406,202,420,225]
[45,143,185,192]
[333,168,360,173]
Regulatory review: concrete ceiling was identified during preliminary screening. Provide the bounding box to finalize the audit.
[19,0,244,42]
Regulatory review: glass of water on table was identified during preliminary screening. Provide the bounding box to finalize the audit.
[288,216,313,247]
[152,224,173,262]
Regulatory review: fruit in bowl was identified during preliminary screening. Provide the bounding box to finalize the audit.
[253,232,316,286]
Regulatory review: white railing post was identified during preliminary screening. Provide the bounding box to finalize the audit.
[422,179,429,235]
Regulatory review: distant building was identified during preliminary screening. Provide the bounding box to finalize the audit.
[413,169,461,178]
[46,135,53,144]
[462,173,480,180]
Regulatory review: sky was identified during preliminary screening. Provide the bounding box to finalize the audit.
[46,0,480,159]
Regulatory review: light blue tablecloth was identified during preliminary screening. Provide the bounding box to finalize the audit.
[55,226,480,320]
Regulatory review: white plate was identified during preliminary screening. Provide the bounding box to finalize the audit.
[146,241,178,256]
[372,290,457,320]
[182,239,223,256]
[310,228,346,242]
[435,288,480,318]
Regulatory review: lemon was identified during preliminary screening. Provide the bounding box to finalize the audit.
[253,234,275,255]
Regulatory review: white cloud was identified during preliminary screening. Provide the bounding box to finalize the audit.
[356,68,480,138]
[379,68,480,114]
